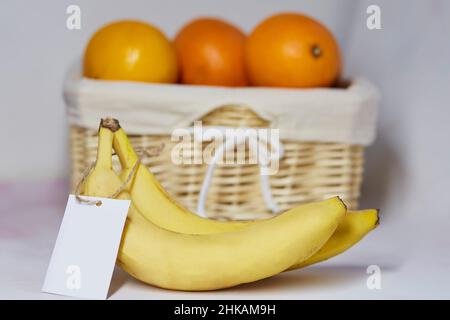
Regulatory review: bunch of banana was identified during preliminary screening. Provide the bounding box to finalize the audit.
[82,118,379,291]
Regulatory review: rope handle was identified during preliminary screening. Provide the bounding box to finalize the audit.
[186,126,284,218]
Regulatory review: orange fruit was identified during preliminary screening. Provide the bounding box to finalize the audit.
[245,13,342,88]
[174,18,248,86]
[83,20,178,83]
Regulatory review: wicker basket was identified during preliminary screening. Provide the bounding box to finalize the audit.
[70,104,365,220]
[66,68,378,220]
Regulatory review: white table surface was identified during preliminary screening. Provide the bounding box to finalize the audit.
[1,180,449,300]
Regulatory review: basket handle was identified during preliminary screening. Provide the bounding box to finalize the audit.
[185,125,284,218]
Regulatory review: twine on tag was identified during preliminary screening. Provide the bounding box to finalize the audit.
[74,159,140,206]
[74,116,163,207]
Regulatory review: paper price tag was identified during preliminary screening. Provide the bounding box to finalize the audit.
[42,195,130,299]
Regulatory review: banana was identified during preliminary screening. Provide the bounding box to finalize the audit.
[109,120,379,268]
[83,122,346,290]
[118,198,345,291]
[112,125,248,233]
[287,209,379,270]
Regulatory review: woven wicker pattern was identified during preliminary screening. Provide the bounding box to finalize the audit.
[70,105,364,220]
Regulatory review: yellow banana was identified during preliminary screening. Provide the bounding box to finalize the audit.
[113,126,247,232]
[109,120,379,268]
[288,209,379,270]
[83,123,346,290]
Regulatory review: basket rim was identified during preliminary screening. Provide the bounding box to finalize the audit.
[64,64,379,146]
[67,65,378,97]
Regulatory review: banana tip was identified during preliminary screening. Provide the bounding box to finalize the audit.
[335,196,348,212]
[375,209,381,227]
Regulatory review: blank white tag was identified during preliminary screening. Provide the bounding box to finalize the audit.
[42,195,130,299]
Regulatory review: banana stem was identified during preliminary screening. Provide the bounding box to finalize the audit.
[113,128,139,170]
[96,120,114,168]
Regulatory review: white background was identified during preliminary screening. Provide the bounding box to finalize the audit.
[1,0,450,299]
